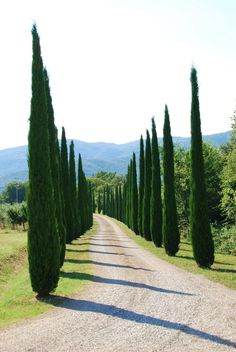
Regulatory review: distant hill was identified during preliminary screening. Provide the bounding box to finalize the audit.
[0,131,231,191]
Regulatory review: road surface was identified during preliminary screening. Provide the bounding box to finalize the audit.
[0,214,235,352]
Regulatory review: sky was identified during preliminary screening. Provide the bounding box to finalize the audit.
[0,0,235,150]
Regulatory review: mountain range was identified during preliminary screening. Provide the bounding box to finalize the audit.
[0,131,231,191]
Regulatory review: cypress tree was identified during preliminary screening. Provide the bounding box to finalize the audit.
[44,69,66,267]
[115,185,119,219]
[69,141,78,239]
[118,184,123,222]
[123,182,127,223]
[126,165,131,228]
[28,24,60,295]
[142,130,152,241]
[78,154,91,233]
[163,105,180,256]
[97,191,102,214]
[138,135,144,236]
[78,154,85,234]
[190,67,214,268]
[131,153,139,234]
[61,128,74,243]
[102,187,106,215]
[150,117,162,246]
[92,190,96,213]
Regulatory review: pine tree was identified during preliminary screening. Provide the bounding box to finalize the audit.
[69,141,78,239]
[190,67,214,267]
[44,69,66,267]
[142,130,152,240]
[61,128,74,243]
[163,106,180,256]
[28,24,60,295]
[131,153,139,234]
[150,118,162,246]
[138,135,145,236]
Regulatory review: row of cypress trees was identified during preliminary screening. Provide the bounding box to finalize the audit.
[99,67,214,268]
[124,112,180,256]
[101,112,179,256]
[61,129,92,243]
[28,25,93,296]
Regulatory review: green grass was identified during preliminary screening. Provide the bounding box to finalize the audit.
[112,219,236,290]
[0,223,98,329]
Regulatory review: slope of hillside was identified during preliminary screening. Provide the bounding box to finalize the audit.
[0,131,231,190]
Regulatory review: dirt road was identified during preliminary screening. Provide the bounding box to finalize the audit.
[0,214,235,351]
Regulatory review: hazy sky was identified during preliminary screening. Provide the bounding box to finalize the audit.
[0,0,235,150]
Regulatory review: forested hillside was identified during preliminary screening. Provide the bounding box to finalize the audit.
[0,131,231,191]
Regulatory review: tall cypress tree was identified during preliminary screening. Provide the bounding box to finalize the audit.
[97,191,102,214]
[28,25,60,295]
[163,106,180,256]
[78,154,85,234]
[102,187,106,215]
[142,130,152,241]
[44,69,66,267]
[150,117,162,246]
[125,165,131,227]
[190,67,214,268]
[69,141,78,239]
[123,182,127,223]
[78,154,91,234]
[118,184,123,222]
[131,153,139,234]
[138,135,144,236]
[61,128,74,243]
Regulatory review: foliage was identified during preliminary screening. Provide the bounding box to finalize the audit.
[203,143,224,223]
[138,135,144,236]
[0,204,9,227]
[7,202,27,229]
[0,224,97,329]
[174,146,190,229]
[142,130,152,241]
[131,153,138,234]
[220,114,236,224]
[1,182,28,204]
[189,67,214,268]
[150,117,162,247]
[114,218,236,290]
[45,69,66,267]
[212,225,236,255]
[69,141,78,238]
[28,24,60,295]
[163,106,180,256]
[61,127,74,243]
[78,154,92,234]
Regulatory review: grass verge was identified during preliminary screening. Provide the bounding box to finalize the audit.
[0,222,98,329]
[112,218,236,290]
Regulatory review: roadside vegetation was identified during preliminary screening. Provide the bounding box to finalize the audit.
[112,218,236,290]
[0,223,97,329]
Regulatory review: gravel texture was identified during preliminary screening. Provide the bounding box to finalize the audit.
[0,214,235,352]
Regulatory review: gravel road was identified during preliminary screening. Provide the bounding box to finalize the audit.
[0,214,235,352]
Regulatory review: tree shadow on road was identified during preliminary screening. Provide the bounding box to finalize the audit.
[39,296,236,349]
[91,238,131,243]
[60,271,194,296]
[65,249,133,256]
[69,242,137,249]
[64,259,153,272]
